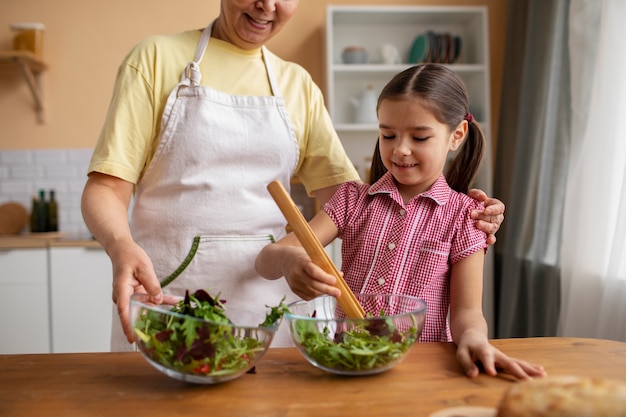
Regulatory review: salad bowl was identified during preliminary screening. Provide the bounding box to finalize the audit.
[285,293,426,376]
[130,290,283,384]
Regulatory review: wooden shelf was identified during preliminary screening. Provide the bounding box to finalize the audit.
[0,50,48,124]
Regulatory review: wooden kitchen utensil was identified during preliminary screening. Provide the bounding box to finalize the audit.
[267,180,365,318]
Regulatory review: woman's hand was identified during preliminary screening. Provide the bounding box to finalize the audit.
[82,172,166,344]
[107,239,163,343]
[455,329,547,380]
[467,188,505,245]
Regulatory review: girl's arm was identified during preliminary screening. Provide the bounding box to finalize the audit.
[255,210,342,300]
[449,251,547,380]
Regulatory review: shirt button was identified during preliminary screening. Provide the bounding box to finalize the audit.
[377,277,385,285]
[388,243,396,250]
[399,209,406,216]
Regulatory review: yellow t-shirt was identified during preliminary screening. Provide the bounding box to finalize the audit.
[88,30,359,194]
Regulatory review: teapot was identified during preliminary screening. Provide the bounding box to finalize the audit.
[350,85,379,124]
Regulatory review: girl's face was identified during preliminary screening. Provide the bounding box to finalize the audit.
[215,0,299,50]
[377,97,466,201]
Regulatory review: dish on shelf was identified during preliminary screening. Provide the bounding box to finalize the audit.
[342,46,368,64]
[426,31,438,62]
[409,31,462,64]
[453,35,462,63]
[408,33,428,64]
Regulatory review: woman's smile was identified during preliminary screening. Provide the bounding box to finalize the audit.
[215,0,299,50]
[245,13,272,29]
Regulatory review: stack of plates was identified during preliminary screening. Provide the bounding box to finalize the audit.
[408,31,462,64]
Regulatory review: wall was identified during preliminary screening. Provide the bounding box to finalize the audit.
[0,0,506,234]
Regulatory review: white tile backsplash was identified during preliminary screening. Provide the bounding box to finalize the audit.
[11,164,46,179]
[0,165,11,179]
[0,150,34,164]
[0,148,93,235]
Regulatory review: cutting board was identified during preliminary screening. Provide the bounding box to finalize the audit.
[0,202,29,235]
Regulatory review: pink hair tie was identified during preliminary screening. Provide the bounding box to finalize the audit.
[465,112,475,123]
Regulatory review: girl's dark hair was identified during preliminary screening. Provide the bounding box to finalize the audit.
[367,64,485,194]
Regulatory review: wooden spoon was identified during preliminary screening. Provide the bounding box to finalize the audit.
[267,180,365,318]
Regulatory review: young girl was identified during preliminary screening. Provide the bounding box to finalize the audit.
[256,64,546,380]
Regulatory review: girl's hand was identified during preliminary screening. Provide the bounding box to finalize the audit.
[455,330,547,380]
[467,188,505,245]
[276,246,341,300]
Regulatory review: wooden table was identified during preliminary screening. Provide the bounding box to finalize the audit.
[1,337,625,416]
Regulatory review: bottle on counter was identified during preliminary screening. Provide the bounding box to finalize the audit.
[30,195,39,233]
[47,189,58,232]
[37,189,48,233]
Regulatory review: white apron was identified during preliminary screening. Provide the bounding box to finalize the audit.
[111,23,299,351]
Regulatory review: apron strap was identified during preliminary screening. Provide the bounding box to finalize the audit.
[181,21,282,97]
[261,47,282,97]
[182,22,213,85]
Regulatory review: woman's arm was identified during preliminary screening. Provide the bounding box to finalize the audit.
[81,172,163,342]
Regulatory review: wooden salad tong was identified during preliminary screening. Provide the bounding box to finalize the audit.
[267,180,365,318]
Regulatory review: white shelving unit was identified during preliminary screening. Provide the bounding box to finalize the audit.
[326,5,491,188]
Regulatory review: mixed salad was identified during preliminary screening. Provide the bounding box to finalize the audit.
[133,289,288,377]
[293,313,419,372]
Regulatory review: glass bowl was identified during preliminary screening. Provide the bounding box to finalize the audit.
[130,292,277,384]
[285,293,426,376]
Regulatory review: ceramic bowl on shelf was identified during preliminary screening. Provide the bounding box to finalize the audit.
[130,291,278,384]
[285,293,427,376]
[341,46,368,64]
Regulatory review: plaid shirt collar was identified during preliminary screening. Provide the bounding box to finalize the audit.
[368,172,451,207]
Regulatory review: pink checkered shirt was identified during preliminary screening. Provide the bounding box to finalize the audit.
[324,173,488,342]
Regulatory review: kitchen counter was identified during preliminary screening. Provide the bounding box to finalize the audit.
[0,232,100,249]
[1,337,625,416]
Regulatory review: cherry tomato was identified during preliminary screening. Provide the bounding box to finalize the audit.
[193,363,210,374]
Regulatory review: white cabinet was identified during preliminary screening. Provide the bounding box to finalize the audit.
[49,247,113,353]
[326,5,492,188]
[0,248,50,354]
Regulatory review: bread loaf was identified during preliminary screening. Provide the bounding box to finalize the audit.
[497,376,626,417]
